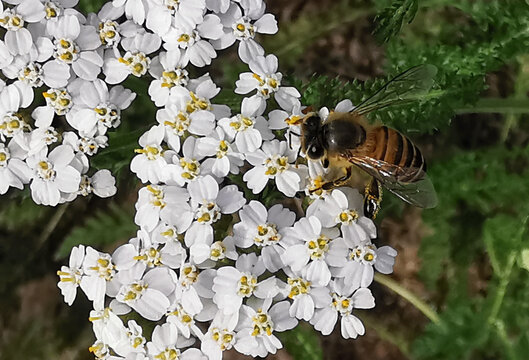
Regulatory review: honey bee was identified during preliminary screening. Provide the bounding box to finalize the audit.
[300,65,438,219]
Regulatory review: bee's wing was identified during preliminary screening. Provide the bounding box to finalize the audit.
[352,64,438,116]
[346,154,438,209]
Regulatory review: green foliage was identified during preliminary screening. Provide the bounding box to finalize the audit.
[91,127,148,175]
[278,324,323,360]
[412,301,489,360]
[55,204,137,260]
[374,0,419,42]
[0,193,51,232]
[78,0,107,13]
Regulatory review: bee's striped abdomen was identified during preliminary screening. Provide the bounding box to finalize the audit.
[369,126,425,182]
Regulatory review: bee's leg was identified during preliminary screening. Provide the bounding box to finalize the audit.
[364,177,383,219]
[321,167,352,191]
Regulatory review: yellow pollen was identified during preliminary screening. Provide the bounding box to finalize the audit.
[198,213,211,223]
[257,225,268,236]
[364,253,374,261]
[124,291,137,301]
[268,78,278,88]
[341,299,350,308]
[133,337,143,348]
[265,167,277,176]
[42,92,57,100]
[178,34,190,42]
[133,63,144,74]
[252,73,264,85]
[236,23,245,31]
[60,52,73,61]
[94,107,107,115]
[97,258,110,267]
[146,185,162,196]
[8,120,20,129]
[161,229,174,237]
[46,8,57,18]
[59,98,70,107]
[286,115,301,125]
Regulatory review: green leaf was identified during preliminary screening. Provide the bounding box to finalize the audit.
[278,324,323,360]
[374,0,419,42]
[412,301,489,360]
[518,249,529,272]
[55,204,136,260]
[90,127,148,175]
[0,194,51,232]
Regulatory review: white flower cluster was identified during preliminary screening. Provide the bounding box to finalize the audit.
[0,0,146,204]
[37,0,399,358]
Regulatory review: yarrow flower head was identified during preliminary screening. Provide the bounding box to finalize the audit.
[38,0,403,358]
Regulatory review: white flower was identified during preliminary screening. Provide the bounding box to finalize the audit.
[130,125,168,184]
[1,0,45,55]
[46,15,104,81]
[310,284,375,339]
[78,169,117,198]
[162,14,223,67]
[163,136,209,187]
[235,54,300,111]
[0,83,33,141]
[283,270,331,321]
[148,50,189,107]
[268,100,304,150]
[195,127,245,178]
[146,0,206,36]
[112,0,148,25]
[116,267,174,321]
[234,299,297,358]
[87,3,126,49]
[26,144,81,206]
[57,244,85,305]
[232,200,295,272]
[201,319,237,360]
[218,96,272,154]
[156,91,216,152]
[66,78,136,136]
[104,32,161,84]
[243,139,303,197]
[334,244,397,291]
[281,216,346,286]
[62,131,108,157]
[185,175,245,247]
[212,253,279,316]
[212,2,277,63]
[146,323,207,360]
[134,184,192,232]
[80,246,117,310]
[190,235,237,267]
[184,74,231,120]
[309,188,377,246]
[0,140,32,194]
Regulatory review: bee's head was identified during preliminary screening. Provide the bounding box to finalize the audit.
[302,113,325,160]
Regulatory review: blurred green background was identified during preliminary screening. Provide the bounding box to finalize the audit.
[2,0,529,359]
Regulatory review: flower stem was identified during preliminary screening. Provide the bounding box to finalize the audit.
[374,273,440,324]
[456,98,529,114]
